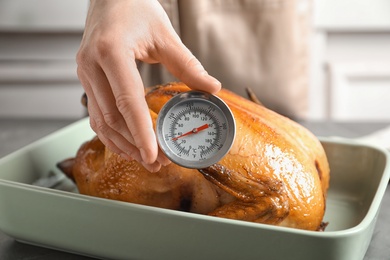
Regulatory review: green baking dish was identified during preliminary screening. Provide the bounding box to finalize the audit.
[0,118,389,260]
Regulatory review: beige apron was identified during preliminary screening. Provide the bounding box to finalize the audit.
[140,0,312,119]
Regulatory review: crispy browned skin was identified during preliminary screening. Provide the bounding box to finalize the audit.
[63,82,329,231]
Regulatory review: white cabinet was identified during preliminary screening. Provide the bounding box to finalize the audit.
[0,0,88,31]
[0,0,88,119]
[310,0,390,121]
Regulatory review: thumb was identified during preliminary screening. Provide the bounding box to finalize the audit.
[159,40,221,94]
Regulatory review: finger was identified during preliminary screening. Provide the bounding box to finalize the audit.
[156,147,171,166]
[87,89,144,162]
[157,36,221,94]
[91,110,162,172]
[141,160,162,173]
[78,68,144,161]
[91,112,162,173]
[86,65,135,144]
[101,51,159,165]
[89,104,162,172]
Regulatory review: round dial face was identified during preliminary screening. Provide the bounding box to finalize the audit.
[156,91,236,169]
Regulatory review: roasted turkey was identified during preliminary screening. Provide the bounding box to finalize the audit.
[58,82,330,231]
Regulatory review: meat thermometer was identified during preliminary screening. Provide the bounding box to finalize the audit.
[156,91,236,169]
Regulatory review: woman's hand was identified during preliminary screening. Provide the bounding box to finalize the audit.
[76,0,221,172]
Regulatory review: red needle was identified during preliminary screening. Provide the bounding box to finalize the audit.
[172,123,209,141]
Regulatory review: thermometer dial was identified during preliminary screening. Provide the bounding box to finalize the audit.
[156,91,236,169]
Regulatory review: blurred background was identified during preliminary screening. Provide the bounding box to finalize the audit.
[0,0,389,122]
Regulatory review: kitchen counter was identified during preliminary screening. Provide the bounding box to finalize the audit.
[0,118,389,260]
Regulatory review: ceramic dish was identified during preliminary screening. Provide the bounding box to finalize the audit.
[0,118,389,260]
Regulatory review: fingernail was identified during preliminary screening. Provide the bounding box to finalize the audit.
[139,148,147,163]
[142,161,161,173]
[157,155,171,166]
[159,158,171,167]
